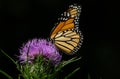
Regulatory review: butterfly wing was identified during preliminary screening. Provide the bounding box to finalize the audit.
[50,4,83,55]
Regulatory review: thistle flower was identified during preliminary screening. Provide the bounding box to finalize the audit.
[19,39,62,65]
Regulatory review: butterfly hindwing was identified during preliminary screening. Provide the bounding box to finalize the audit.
[53,29,82,55]
[50,4,83,55]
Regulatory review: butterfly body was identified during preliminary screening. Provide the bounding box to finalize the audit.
[50,4,83,55]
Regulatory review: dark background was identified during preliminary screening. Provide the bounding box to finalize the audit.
[0,0,120,79]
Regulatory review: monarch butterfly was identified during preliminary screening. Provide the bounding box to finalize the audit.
[50,4,83,55]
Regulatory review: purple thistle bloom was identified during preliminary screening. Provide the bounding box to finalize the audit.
[19,39,62,65]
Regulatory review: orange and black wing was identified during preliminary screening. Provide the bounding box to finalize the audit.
[50,4,83,55]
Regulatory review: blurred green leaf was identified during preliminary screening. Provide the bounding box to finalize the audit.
[88,73,91,79]
[0,69,13,79]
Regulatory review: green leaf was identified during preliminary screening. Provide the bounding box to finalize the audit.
[55,57,81,72]
[0,49,21,78]
[0,69,13,79]
[61,57,81,67]
[0,49,17,66]
[64,67,80,79]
